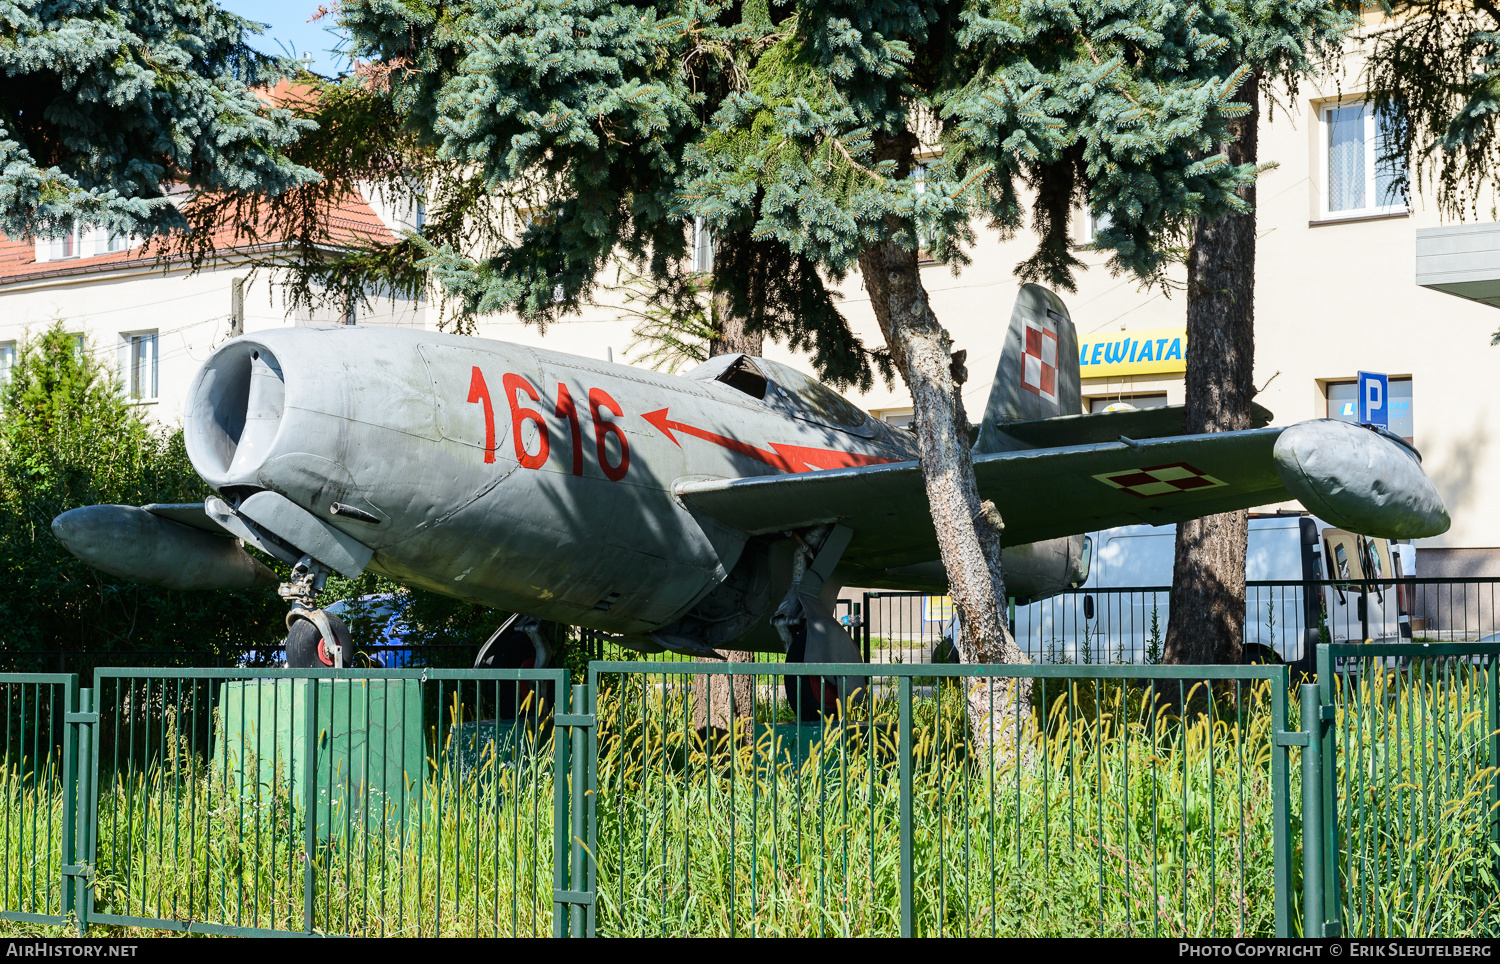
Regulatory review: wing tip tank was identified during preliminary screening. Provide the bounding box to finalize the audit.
[1274,420,1450,540]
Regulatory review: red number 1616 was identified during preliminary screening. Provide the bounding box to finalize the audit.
[466,368,630,481]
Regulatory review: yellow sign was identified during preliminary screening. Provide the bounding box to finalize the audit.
[923,595,953,623]
[1077,327,1187,378]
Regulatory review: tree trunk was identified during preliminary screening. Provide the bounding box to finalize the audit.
[1163,74,1260,670]
[858,132,1030,757]
[692,235,764,744]
[708,291,762,357]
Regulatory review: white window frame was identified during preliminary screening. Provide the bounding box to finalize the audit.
[1317,97,1407,221]
[911,162,938,263]
[34,226,130,263]
[0,342,15,396]
[119,330,159,403]
[1081,205,1114,243]
[690,216,714,274]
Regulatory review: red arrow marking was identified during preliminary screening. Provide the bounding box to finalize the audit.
[642,408,900,473]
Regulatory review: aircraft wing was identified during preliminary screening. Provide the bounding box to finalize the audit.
[674,420,1448,573]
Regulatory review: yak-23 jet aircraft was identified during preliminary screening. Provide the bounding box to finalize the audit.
[54,285,1449,714]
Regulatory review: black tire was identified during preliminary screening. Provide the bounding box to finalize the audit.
[475,621,556,720]
[285,613,352,668]
[782,625,845,722]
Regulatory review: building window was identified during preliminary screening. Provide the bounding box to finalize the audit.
[1320,100,1404,218]
[1088,392,1167,413]
[34,226,128,262]
[878,409,915,430]
[690,216,714,274]
[1081,205,1114,243]
[911,163,937,263]
[1326,377,1413,443]
[123,331,158,401]
[0,342,14,395]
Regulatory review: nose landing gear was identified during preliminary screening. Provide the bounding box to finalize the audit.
[279,556,350,668]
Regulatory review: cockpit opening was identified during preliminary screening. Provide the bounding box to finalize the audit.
[716,356,768,400]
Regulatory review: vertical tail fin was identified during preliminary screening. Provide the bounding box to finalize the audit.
[974,284,1081,454]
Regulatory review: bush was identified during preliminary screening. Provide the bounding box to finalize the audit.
[0,322,287,662]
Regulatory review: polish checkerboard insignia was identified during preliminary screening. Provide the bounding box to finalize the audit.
[1093,462,1227,498]
[1020,316,1058,403]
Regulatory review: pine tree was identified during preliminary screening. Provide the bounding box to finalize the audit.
[323,0,1352,747]
[0,1,315,242]
[1165,4,1354,668]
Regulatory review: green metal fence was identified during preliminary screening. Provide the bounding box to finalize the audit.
[0,667,597,937]
[7,648,1500,937]
[582,660,1297,937]
[1313,642,1500,938]
[0,674,81,929]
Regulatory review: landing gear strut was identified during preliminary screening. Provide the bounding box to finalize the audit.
[774,525,868,721]
[279,555,349,668]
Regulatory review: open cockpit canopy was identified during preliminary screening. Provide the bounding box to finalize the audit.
[688,354,877,438]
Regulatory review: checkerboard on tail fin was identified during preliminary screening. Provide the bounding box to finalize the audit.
[973,285,1082,455]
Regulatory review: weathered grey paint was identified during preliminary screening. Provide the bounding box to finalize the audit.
[1275,420,1450,539]
[51,504,277,590]
[53,285,1453,656]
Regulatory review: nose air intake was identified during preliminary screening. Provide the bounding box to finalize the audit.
[185,341,285,487]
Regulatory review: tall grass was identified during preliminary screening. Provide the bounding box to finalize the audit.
[592,674,1282,937]
[1329,657,1500,937]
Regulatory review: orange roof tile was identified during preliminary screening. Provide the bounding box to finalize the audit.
[0,190,397,285]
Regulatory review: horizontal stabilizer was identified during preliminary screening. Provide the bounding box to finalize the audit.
[996,402,1273,449]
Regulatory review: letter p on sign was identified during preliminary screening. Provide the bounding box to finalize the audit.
[1358,371,1389,430]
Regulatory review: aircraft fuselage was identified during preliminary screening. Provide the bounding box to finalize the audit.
[184,326,915,643]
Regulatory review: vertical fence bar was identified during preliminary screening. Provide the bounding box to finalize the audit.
[1317,646,1342,937]
[569,683,588,938]
[57,678,78,931]
[1272,675,1292,937]
[1300,682,1324,938]
[72,687,93,935]
[301,676,319,936]
[1489,654,1500,876]
[899,675,913,938]
[551,680,571,939]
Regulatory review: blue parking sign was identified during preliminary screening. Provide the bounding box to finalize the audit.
[1357,371,1389,429]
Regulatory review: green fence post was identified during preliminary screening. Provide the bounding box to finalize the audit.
[899,675,913,938]
[73,687,93,936]
[1300,682,1324,937]
[59,679,78,933]
[1317,645,1342,937]
[569,683,588,938]
[552,679,571,938]
[585,679,598,939]
[1489,655,1499,880]
[1272,674,1292,937]
[301,676,319,936]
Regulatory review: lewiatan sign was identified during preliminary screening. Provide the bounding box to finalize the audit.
[1077,328,1187,377]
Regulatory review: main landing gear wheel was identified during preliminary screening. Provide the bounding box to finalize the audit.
[783,625,845,722]
[475,619,557,720]
[285,613,352,668]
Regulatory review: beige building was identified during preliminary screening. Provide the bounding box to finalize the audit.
[3,46,1497,574]
[0,189,423,427]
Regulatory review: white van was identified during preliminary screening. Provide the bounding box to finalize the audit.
[1007,514,1411,666]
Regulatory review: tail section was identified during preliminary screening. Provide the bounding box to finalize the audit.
[974,284,1081,454]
